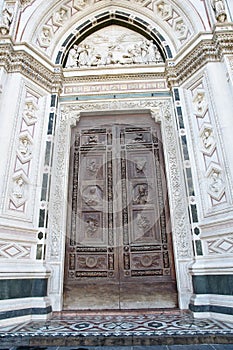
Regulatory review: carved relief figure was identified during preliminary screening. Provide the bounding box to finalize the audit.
[83,186,102,206]
[77,44,91,67]
[64,25,163,68]
[40,27,51,46]
[12,178,24,199]
[194,92,206,114]
[209,171,223,193]
[24,102,37,121]
[211,0,227,22]
[0,7,13,35]
[87,159,99,175]
[135,159,146,174]
[53,8,68,26]
[85,216,99,238]
[157,2,171,18]
[175,21,186,36]
[136,213,151,238]
[146,40,162,63]
[66,45,78,68]
[134,184,148,204]
[202,130,214,150]
[19,138,31,156]
[75,0,87,6]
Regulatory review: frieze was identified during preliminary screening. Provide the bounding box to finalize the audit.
[64,81,167,95]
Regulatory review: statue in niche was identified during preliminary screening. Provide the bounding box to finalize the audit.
[209,171,223,193]
[202,129,214,150]
[0,7,13,35]
[135,159,147,174]
[134,184,148,205]
[211,0,227,22]
[19,137,31,156]
[85,216,99,238]
[53,8,68,26]
[66,45,78,68]
[83,186,102,206]
[157,2,171,18]
[12,178,24,199]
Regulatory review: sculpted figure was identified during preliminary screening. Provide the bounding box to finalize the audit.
[19,138,31,156]
[0,7,12,34]
[66,45,78,68]
[202,130,214,150]
[157,2,171,18]
[77,44,90,67]
[53,8,68,25]
[24,102,37,121]
[146,40,162,63]
[13,178,24,199]
[41,28,51,45]
[209,171,223,193]
[212,0,227,22]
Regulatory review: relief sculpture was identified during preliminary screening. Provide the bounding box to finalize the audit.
[65,25,163,68]
[82,185,102,206]
[133,184,148,205]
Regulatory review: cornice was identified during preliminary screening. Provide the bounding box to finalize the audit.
[0,40,63,93]
[166,25,233,87]
[0,26,233,91]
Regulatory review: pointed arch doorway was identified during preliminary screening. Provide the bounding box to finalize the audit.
[63,112,178,310]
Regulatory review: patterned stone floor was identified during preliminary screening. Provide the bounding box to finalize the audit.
[0,311,232,348]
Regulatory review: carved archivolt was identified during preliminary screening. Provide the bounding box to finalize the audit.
[47,98,192,261]
[34,0,194,55]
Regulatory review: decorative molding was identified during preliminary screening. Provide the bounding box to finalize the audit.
[0,42,63,93]
[47,98,192,261]
[167,26,233,86]
[206,235,233,255]
[0,241,31,259]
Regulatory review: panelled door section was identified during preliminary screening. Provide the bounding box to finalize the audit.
[64,122,177,310]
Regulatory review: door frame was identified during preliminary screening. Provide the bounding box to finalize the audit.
[47,99,193,312]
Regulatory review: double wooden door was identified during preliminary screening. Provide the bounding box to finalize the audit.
[64,115,177,310]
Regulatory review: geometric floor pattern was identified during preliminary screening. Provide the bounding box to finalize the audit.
[0,311,233,348]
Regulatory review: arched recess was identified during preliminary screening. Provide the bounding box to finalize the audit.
[55,12,172,66]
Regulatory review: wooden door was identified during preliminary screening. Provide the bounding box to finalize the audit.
[63,115,177,310]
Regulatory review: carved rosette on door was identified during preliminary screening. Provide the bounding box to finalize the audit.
[65,119,177,310]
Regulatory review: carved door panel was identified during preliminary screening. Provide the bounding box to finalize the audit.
[64,119,177,310]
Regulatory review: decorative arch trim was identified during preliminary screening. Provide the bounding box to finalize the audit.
[55,10,173,65]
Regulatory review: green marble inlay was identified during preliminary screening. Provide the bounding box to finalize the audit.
[193,275,233,295]
[0,279,48,300]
